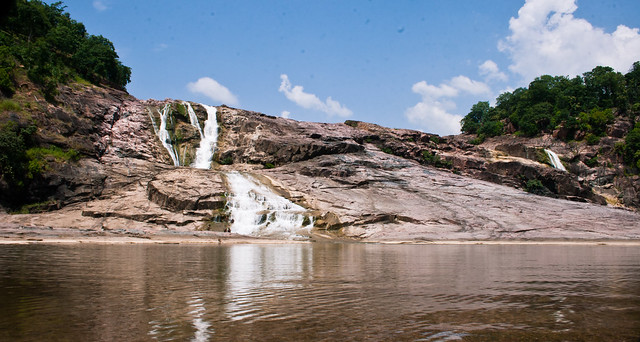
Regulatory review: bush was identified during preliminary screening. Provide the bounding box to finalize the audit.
[379,146,394,155]
[469,135,485,145]
[219,156,233,165]
[585,133,600,145]
[525,179,545,194]
[579,108,614,136]
[264,163,275,169]
[0,99,21,112]
[584,156,598,168]
[422,150,453,169]
[0,121,29,185]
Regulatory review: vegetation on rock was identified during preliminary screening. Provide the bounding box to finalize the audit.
[0,0,131,100]
[0,0,129,209]
[461,63,640,171]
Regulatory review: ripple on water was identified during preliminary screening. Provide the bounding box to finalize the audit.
[0,244,639,341]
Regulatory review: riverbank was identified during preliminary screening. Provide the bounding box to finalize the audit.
[2,223,639,246]
[0,223,310,245]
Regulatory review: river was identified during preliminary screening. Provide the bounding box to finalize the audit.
[0,243,638,341]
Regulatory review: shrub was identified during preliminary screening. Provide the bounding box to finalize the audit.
[422,150,453,169]
[469,135,485,145]
[525,179,545,194]
[264,163,275,169]
[584,156,598,168]
[0,99,21,112]
[219,156,233,165]
[379,146,394,155]
[585,133,600,145]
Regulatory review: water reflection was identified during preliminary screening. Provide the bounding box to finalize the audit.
[0,243,638,341]
[225,244,313,321]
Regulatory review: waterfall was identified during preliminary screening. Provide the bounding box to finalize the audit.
[183,101,203,138]
[156,104,180,166]
[545,149,566,171]
[225,172,313,238]
[192,105,219,169]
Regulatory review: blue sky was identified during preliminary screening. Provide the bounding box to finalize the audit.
[50,0,640,135]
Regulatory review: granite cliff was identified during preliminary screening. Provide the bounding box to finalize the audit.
[1,82,639,242]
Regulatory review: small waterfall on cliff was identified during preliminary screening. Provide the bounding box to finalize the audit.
[545,149,566,171]
[192,105,219,169]
[225,172,312,238]
[183,101,204,138]
[156,104,180,166]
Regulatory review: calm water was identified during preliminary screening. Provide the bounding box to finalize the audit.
[0,243,639,341]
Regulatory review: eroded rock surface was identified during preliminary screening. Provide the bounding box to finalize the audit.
[2,83,639,242]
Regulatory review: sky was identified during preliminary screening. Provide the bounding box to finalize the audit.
[48,0,640,136]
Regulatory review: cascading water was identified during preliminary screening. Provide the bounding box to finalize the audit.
[545,149,566,171]
[156,104,180,166]
[183,101,204,138]
[225,172,313,238]
[149,103,311,239]
[192,105,219,169]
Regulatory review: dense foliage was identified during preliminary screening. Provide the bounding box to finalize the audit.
[461,63,640,169]
[1,0,125,208]
[0,0,131,99]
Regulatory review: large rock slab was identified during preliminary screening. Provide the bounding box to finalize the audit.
[255,148,640,242]
[147,168,226,211]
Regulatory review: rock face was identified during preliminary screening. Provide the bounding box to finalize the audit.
[147,168,226,211]
[1,82,639,241]
[216,107,365,166]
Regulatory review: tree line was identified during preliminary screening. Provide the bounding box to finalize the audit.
[461,63,640,170]
[0,0,131,99]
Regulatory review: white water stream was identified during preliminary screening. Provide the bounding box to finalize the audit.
[149,103,311,237]
[183,101,204,138]
[544,149,566,171]
[192,105,219,169]
[156,104,180,166]
[225,172,312,238]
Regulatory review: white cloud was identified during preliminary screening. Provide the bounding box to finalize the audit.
[499,0,640,80]
[449,76,492,95]
[187,77,239,106]
[93,1,108,11]
[479,60,508,82]
[281,110,291,119]
[405,76,491,136]
[278,74,352,117]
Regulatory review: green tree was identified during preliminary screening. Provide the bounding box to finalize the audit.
[583,66,627,110]
[626,61,640,105]
[624,123,640,169]
[578,108,614,136]
[72,35,131,89]
[0,0,131,96]
[461,101,490,134]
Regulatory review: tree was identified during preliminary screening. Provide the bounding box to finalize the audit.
[624,123,640,169]
[461,101,490,134]
[72,35,131,89]
[583,66,627,110]
[626,61,640,105]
